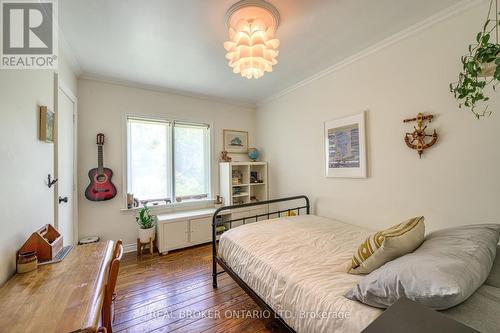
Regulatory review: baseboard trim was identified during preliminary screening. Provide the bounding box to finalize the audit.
[123,243,137,254]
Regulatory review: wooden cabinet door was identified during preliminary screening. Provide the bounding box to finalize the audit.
[163,220,189,251]
[190,217,212,245]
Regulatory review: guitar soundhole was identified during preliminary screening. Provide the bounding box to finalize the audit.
[95,174,108,184]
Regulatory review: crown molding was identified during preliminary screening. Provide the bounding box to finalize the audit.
[258,0,486,107]
[79,74,257,110]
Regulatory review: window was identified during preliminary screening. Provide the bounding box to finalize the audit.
[127,117,210,206]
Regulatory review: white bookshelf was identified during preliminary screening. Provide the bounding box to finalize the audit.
[219,162,268,206]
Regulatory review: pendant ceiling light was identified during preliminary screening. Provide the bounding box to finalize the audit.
[224,0,280,79]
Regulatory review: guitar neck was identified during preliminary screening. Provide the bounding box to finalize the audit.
[98,145,104,175]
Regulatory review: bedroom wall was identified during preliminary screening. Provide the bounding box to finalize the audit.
[256,3,500,233]
[0,48,77,285]
[0,71,54,285]
[77,79,255,247]
[58,47,78,95]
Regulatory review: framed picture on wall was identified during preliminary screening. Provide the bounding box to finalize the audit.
[223,129,248,153]
[324,111,367,178]
[39,106,55,143]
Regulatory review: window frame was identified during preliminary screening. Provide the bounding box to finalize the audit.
[172,121,212,201]
[124,115,212,209]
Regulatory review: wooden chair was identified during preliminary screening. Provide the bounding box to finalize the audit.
[112,239,123,260]
[102,240,123,333]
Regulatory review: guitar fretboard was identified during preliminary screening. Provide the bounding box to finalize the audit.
[98,145,104,175]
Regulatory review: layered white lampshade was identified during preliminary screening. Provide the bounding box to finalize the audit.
[224,1,280,79]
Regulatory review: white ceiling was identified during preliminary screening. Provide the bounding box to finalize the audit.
[60,0,461,106]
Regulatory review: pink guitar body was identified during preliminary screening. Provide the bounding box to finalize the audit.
[85,167,117,201]
[85,133,117,202]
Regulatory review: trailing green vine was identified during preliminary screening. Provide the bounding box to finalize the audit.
[450,0,500,118]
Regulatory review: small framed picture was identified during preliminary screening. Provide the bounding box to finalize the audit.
[39,106,55,143]
[324,111,367,178]
[223,129,248,153]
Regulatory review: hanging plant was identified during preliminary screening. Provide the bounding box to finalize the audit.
[450,0,500,118]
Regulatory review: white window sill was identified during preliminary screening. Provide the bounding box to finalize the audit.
[120,198,216,214]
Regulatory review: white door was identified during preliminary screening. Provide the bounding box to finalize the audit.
[57,84,77,245]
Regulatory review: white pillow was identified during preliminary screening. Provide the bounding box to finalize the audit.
[485,245,500,288]
[345,224,500,310]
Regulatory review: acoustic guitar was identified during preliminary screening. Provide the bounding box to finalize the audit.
[85,133,117,201]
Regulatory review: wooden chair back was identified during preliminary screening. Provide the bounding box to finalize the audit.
[112,240,123,261]
[102,240,123,333]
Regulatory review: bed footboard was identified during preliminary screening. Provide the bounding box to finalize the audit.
[211,195,310,288]
[211,195,309,332]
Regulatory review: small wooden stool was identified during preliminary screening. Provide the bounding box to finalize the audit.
[137,238,154,256]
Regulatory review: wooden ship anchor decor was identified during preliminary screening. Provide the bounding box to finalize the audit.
[403,113,438,158]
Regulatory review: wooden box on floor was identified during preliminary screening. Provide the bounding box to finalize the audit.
[19,224,63,262]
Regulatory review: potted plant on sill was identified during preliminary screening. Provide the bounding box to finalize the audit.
[450,0,500,118]
[136,205,156,243]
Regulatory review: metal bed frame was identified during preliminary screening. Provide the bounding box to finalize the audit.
[212,195,310,332]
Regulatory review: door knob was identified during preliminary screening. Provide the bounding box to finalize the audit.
[59,196,68,204]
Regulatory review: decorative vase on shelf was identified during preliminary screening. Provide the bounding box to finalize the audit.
[248,148,260,161]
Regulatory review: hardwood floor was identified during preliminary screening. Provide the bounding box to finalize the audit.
[114,244,279,333]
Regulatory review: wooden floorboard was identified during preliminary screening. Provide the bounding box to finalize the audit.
[114,244,281,333]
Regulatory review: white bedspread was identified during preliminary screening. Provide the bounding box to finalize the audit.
[218,215,383,333]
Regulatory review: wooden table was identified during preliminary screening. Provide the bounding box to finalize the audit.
[362,297,479,333]
[0,241,114,333]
